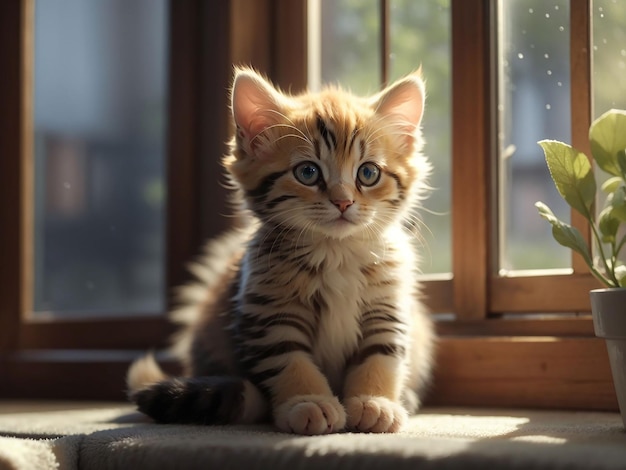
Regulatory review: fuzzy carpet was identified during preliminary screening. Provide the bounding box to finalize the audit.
[0,403,624,470]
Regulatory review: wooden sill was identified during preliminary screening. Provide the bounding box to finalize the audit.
[0,337,617,411]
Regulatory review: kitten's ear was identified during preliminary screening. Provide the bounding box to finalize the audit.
[372,71,425,150]
[231,68,284,158]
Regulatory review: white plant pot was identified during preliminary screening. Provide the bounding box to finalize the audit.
[590,288,626,428]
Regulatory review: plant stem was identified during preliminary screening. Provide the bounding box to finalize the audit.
[589,217,620,287]
[589,264,613,286]
[616,234,626,259]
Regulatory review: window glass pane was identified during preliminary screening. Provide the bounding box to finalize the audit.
[498,0,571,271]
[319,0,381,94]
[313,0,452,274]
[592,0,626,270]
[390,0,451,274]
[33,0,168,315]
[593,0,626,115]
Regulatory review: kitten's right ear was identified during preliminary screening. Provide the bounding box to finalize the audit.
[231,68,284,159]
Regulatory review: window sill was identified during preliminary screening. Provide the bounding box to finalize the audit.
[0,336,618,411]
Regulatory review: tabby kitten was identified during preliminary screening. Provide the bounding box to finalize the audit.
[127,67,435,435]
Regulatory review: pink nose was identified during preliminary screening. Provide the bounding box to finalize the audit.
[332,199,354,213]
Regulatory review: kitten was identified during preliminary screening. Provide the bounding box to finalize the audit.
[127,67,435,435]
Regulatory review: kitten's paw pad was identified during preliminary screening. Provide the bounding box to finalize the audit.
[274,395,346,435]
[344,395,407,433]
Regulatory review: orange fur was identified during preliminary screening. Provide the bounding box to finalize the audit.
[127,67,435,435]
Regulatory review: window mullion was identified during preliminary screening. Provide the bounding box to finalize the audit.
[451,0,492,320]
[272,0,308,92]
[0,0,32,352]
[379,0,390,87]
[569,0,593,274]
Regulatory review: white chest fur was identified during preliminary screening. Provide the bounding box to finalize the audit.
[306,237,387,393]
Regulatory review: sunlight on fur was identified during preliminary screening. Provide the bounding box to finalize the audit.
[127,66,435,435]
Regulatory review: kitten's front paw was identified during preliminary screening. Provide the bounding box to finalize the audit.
[344,395,407,433]
[274,395,346,435]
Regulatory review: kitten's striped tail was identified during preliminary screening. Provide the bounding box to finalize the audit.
[126,355,268,425]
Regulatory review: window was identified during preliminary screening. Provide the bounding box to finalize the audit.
[0,0,620,411]
[33,0,168,316]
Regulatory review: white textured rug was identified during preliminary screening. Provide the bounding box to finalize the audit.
[0,403,624,470]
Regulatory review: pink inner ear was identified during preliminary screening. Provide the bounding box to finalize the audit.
[376,77,425,129]
[232,72,282,157]
[236,115,274,157]
[374,77,425,150]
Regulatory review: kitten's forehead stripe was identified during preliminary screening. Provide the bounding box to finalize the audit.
[316,115,337,151]
[347,129,359,157]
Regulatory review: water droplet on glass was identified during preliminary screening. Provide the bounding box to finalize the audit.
[544,53,549,59]
[63,182,71,189]
[557,81,562,87]
[546,70,552,76]
[529,8,534,13]
[545,13,550,19]
[600,13,604,18]
[554,5,559,10]
[621,50,626,57]
[593,45,598,51]
[545,104,552,110]
[559,26,565,32]
[602,38,607,44]
[518,53,524,59]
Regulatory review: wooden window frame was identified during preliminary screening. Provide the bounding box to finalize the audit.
[0,0,618,411]
[429,0,614,411]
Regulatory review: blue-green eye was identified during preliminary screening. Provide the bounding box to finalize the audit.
[293,162,321,186]
[357,163,381,187]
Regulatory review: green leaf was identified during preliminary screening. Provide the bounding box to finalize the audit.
[589,109,626,177]
[609,186,626,222]
[535,202,593,267]
[538,140,596,216]
[601,176,623,193]
[598,206,619,243]
[618,149,626,178]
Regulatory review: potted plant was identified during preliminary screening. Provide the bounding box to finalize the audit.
[536,108,626,427]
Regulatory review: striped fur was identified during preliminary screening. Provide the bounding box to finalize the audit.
[127,67,435,435]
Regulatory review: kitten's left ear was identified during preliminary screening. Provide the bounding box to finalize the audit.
[231,68,286,159]
[372,71,425,149]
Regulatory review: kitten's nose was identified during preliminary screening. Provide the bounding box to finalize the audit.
[332,199,354,213]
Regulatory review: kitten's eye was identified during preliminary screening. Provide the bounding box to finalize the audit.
[357,163,381,187]
[293,162,321,186]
